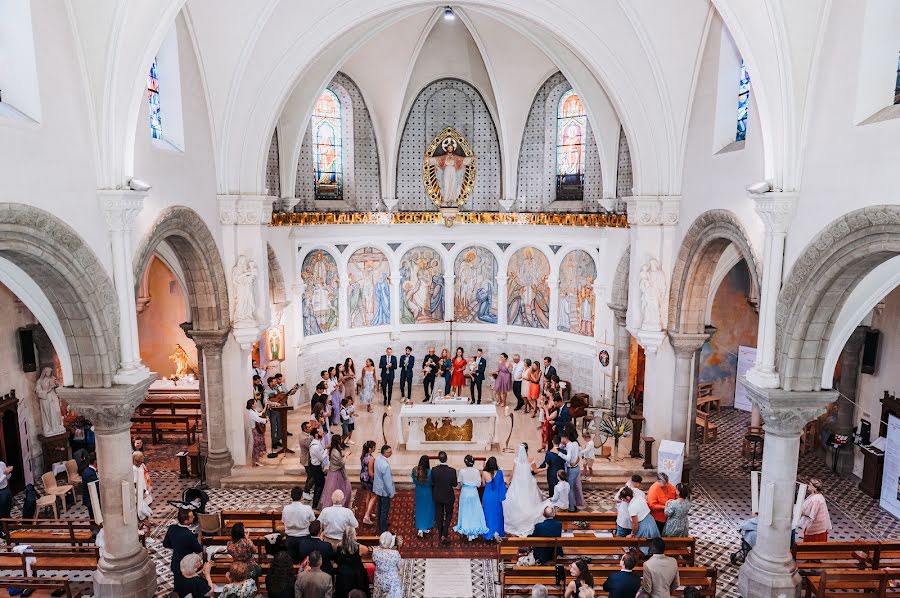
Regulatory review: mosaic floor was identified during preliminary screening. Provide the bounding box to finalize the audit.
[0,407,895,597]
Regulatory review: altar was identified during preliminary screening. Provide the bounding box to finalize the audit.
[397,403,499,451]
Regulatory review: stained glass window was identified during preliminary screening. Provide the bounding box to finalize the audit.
[147,59,162,140]
[313,89,343,200]
[736,60,750,142]
[556,89,586,200]
[894,51,900,105]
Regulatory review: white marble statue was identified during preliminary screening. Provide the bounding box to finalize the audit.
[639,258,667,331]
[232,255,258,325]
[35,367,65,436]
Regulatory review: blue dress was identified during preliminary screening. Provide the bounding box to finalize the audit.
[453,468,489,538]
[412,468,435,532]
[482,470,506,540]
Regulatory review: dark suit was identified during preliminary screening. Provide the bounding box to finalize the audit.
[530,518,562,564]
[81,465,99,520]
[470,356,487,404]
[556,404,572,434]
[422,353,439,400]
[399,354,415,399]
[379,355,397,405]
[163,523,202,588]
[294,536,334,573]
[543,365,557,382]
[431,463,457,539]
[603,570,642,598]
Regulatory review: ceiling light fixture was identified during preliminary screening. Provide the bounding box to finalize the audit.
[443,6,455,21]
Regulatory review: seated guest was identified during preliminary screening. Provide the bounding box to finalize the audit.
[219,561,257,598]
[334,527,371,598]
[282,486,315,563]
[641,538,679,598]
[531,586,549,598]
[318,489,359,548]
[529,506,562,564]
[603,553,641,598]
[264,551,295,598]
[564,560,594,598]
[295,550,332,598]
[296,520,335,574]
[163,509,202,594]
[177,553,213,598]
[226,523,261,578]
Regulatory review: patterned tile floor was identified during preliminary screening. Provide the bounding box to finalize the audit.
[1,408,896,597]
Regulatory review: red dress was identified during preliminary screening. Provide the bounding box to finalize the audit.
[450,357,467,387]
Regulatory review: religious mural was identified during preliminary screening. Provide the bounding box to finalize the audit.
[557,250,596,336]
[454,247,498,324]
[399,246,445,324]
[506,247,551,329]
[265,326,285,361]
[301,249,339,336]
[423,127,476,208]
[347,247,391,328]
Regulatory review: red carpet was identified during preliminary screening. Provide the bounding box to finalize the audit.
[352,489,498,558]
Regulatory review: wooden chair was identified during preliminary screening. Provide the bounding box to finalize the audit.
[802,569,887,597]
[197,511,222,536]
[36,492,59,519]
[65,459,82,490]
[695,410,718,444]
[41,471,75,513]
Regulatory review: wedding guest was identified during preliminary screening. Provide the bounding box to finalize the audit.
[340,397,356,445]
[614,485,634,538]
[603,553,641,598]
[360,440,378,526]
[343,357,357,398]
[640,538,679,598]
[227,523,261,579]
[454,455,488,540]
[521,359,534,414]
[440,348,452,396]
[245,399,267,466]
[532,586,549,598]
[164,509,202,594]
[493,353,512,408]
[282,486,315,557]
[529,362,543,420]
[293,550,332,598]
[542,357,557,381]
[80,454,97,521]
[539,395,558,452]
[218,561,257,598]
[372,532,403,598]
[295,521,335,574]
[535,435,566,496]
[619,487,660,542]
[481,456,506,540]
[399,346,415,402]
[451,347,467,397]
[329,364,344,426]
[335,526,371,598]
[422,347,440,402]
[431,451,457,544]
[647,473,677,533]
[546,470,569,511]
[663,483,691,538]
[469,348,487,404]
[511,354,525,411]
[800,478,832,542]
[529,506,562,564]
[560,432,583,512]
[360,359,376,412]
[298,423,315,501]
[318,489,358,548]
[264,551,294,598]
[311,381,330,413]
[564,560,595,598]
[412,455,434,538]
[177,553,213,598]
[373,445,395,534]
[309,427,327,509]
[322,436,351,508]
[581,432,596,479]
[378,348,397,406]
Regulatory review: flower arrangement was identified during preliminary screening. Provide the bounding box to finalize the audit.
[597,414,633,461]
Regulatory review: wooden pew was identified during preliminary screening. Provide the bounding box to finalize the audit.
[497,536,696,568]
[0,546,99,575]
[792,541,876,572]
[695,410,718,444]
[554,511,618,533]
[1,518,100,546]
[137,399,202,415]
[872,541,900,569]
[219,510,285,534]
[500,565,716,597]
[130,414,198,444]
[802,569,887,597]
[0,577,81,598]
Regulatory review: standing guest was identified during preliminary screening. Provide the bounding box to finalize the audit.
[335,527,371,598]
[529,506,562,564]
[373,445,395,533]
[246,398,268,466]
[581,432,596,480]
[308,427,327,509]
[80,454,98,520]
[294,550,332,598]
[226,523,260,578]
[614,485,634,538]
[298,422,315,501]
[469,348,487,404]
[535,436,566,496]
[422,347,440,402]
[177,553,213,598]
[431,451,458,545]
[412,455,434,538]
[640,538,679,598]
[528,361,542,419]
[619,487,660,542]
[311,382,330,413]
[295,521,335,574]
[360,441,378,526]
[493,353,512,408]
[453,455,489,541]
[564,560,595,598]
[219,561,257,598]
[511,354,525,411]
[378,347,397,406]
[520,359,533,413]
[340,397,356,445]
[399,346,415,402]
[132,451,152,519]
[481,456,506,540]
[647,473,677,533]
[539,396,559,452]
[450,347,467,397]
[360,359,376,412]
[282,486,315,564]
[542,356,557,381]
[545,470,569,511]
[329,365,344,426]
[372,532,403,598]
[132,437,144,452]
[164,509,202,594]
[264,551,294,598]
[343,358,357,399]
[663,483,691,538]
[554,394,571,436]
[440,348,453,396]
[263,376,284,450]
[318,489,358,548]
[800,478,832,542]
[603,553,642,598]
[252,374,264,397]
[560,431,583,512]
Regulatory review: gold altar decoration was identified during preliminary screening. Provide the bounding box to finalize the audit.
[422,127,476,209]
[424,417,474,442]
[271,211,629,228]
[169,344,190,378]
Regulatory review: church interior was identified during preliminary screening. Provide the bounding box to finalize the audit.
[1,1,900,597]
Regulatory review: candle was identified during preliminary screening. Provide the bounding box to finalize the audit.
[613,366,619,384]
[750,471,759,514]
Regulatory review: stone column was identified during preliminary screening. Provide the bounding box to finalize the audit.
[738,380,836,598]
[444,274,456,323]
[548,275,560,333]
[389,267,400,328]
[187,329,234,486]
[828,326,867,474]
[608,305,630,413]
[338,276,349,331]
[745,192,797,389]
[497,272,508,328]
[99,190,151,384]
[59,377,157,598]
[669,333,709,450]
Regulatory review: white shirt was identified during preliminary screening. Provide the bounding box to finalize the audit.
[550,481,570,509]
[511,360,525,381]
[318,505,359,540]
[282,501,315,537]
[310,440,326,466]
[247,409,267,425]
[326,378,337,394]
[616,498,632,529]
[582,440,596,459]
[562,442,581,467]
[0,461,10,490]
[628,493,651,521]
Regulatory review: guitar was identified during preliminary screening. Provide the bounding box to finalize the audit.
[266,384,300,411]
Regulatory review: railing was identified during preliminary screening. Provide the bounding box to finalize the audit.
[270,210,629,228]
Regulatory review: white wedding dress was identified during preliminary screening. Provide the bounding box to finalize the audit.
[503,444,547,537]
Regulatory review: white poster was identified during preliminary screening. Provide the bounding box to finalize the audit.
[735,345,757,412]
[880,414,900,519]
[658,440,685,486]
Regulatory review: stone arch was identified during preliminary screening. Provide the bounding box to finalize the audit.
[776,206,900,391]
[0,203,120,388]
[667,210,762,334]
[133,206,229,331]
[609,246,630,312]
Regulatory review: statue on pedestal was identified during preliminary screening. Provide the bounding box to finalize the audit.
[232,254,259,326]
[35,367,65,437]
[639,258,667,331]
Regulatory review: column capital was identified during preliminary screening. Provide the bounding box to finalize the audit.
[751,191,798,233]
[58,375,154,433]
[217,194,269,226]
[741,378,837,437]
[98,189,147,232]
[668,332,709,356]
[607,302,627,326]
[625,195,681,226]
[635,329,667,354]
[187,328,231,351]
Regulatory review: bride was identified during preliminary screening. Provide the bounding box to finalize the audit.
[503,443,546,537]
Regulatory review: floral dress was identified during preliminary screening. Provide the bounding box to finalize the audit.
[663,498,691,537]
[373,548,402,598]
[360,369,375,405]
[219,579,257,598]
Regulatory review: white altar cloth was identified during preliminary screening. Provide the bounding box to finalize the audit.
[431,396,470,405]
[397,404,499,451]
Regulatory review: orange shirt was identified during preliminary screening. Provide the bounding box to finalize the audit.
[647,482,677,523]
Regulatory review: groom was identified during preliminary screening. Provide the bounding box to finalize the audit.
[431,451,457,545]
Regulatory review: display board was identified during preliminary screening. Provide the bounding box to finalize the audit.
[735,345,757,412]
[879,414,900,520]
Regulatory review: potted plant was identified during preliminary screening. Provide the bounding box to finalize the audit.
[597,414,632,461]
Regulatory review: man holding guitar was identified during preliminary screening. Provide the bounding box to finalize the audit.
[264,376,298,453]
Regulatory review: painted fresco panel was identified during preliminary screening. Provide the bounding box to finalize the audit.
[557,250,596,336]
[347,247,391,328]
[400,246,445,324]
[301,249,339,335]
[506,247,551,329]
[453,247,498,324]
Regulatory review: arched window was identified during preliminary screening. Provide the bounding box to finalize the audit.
[313,89,343,200]
[147,59,162,139]
[894,51,900,105]
[556,89,586,200]
[736,60,750,142]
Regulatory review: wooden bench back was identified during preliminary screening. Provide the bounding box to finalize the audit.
[220,510,285,533]
[500,566,716,597]
[554,511,618,532]
[0,576,78,598]
[873,541,900,568]
[807,570,887,596]
[0,518,100,545]
[792,541,877,570]
[497,536,695,567]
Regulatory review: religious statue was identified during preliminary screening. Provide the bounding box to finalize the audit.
[422,128,476,208]
[639,257,667,331]
[423,417,474,442]
[169,344,190,378]
[232,254,258,326]
[35,367,65,437]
